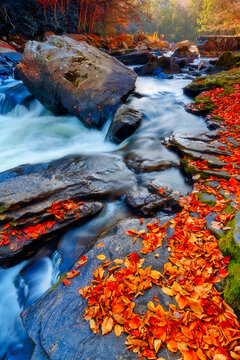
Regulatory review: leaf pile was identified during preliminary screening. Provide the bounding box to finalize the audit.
[79,194,240,359]
[0,199,84,249]
[78,76,240,359]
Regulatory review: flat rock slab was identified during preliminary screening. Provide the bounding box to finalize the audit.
[16,35,137,128]
[0,154,136,266]
[0,201,103,267]
[0,154,135,213]
[22,217,179,360]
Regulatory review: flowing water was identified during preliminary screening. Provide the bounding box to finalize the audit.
[0,70,208,359]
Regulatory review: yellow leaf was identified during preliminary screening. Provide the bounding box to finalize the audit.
[154,339,162,353]
[114,259,123,264]
[114,324,123,337]
[230,353,240,360]
[150,270,162,279]
[162,287,173,296]
[90,319,98,334]
[97,254,106,260]
[213,355,227,360]
[101,317,113,336]
[147,301,156,312]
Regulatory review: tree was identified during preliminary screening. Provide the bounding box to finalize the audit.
[198,0,240,35]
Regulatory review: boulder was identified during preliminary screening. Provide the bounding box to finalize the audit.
[175,40,191,48]
[135,55,181,76]
[15,35,137,128]
[196,35,240,57]
[21,217,179,360]
[172,45,195,59]
[215,51,240,69]
[115,50,154,66]
[125,180,180,216]
[0,153,136,266]
[106,105,143,144]
[175,58,190,69]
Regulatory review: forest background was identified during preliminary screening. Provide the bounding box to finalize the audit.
[0,0,239,43]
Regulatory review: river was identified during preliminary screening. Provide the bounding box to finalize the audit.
[0,70,208,359]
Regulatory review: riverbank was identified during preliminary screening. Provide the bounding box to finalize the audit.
[19,67,240,360]
[1,34,240,359]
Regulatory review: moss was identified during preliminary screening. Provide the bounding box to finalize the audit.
[216,51,240,69]
[124,49,134,54]
[196,188,240,316]
[195,95,216,113]
[0,206,6,214]
[49,274,66,292]
[196,192,216,208]
[75,56,88,64]
[217,217,240,317]
[74,74,88,87]
[185,68,240,94]
[64,69,79,83]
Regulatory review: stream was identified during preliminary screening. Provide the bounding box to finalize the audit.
[0,70,208,360]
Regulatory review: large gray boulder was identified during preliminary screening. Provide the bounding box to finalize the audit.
[15,35,137,128]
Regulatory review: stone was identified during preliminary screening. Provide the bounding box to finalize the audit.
[21,217,179,360]
[123,137,179,174]
[15,35,137,128]
[215,51,240,69]
[135,55,181,76]
[175,40,191,48]
[106,105,143,144]
[125,180,179,216]
[196,36,240,57]
[172,45,195,59]
[115,50,154,65]
[0,154,136,266]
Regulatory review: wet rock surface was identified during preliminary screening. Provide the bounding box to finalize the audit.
[135,55,181,76]
[123,137,179,174]
[125,180,180,216]
[22,217,179,360]
[15,35,137,128]
[115,50,154,66]
[106,105,143,144]
[0,154,136,266]
[0,201,103,267]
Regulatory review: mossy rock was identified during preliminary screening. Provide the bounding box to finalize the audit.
[184,68,240,97]
[216,51,240,69]
[199,190,240,318]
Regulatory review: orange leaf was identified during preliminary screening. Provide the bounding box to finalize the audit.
[114,324,123,337]
[161,287,173,296]
[97,243,104,247]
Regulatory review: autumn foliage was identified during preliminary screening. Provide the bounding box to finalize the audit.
[75,71,240,359]
[37,0,138,34]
